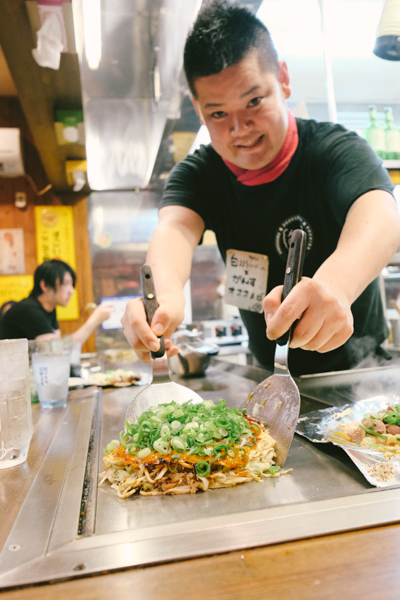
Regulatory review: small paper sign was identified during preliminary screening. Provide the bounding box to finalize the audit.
[0,275,34,306]
[225,249,269,313]
[0,229,25,275]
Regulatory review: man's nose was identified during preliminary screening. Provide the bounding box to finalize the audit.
[230,113,252,136]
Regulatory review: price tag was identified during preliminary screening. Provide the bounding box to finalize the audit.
[225,249,269,313]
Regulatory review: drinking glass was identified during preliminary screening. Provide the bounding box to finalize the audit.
[0,339,33,469]
[31,351,70,409]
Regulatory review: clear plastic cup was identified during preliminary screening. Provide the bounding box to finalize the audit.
[0,339,33,469]
[70,341,82,366]
[31,352,70,409]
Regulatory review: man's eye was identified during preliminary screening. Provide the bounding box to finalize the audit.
[248,97,262,107]
[211,111,227,119]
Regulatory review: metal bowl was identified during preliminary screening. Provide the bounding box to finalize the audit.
[169,341,219,377]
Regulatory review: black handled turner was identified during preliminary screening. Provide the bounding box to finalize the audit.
[126,265,203,423]
[241,229,307,466]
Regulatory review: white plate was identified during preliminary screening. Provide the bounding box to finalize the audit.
[68,377,88,389]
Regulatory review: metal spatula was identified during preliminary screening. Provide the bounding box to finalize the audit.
[241,229,307,466]
[125,265,203,423]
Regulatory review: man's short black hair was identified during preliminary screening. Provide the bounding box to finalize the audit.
[30,260,76,298]
[184,0,279,98]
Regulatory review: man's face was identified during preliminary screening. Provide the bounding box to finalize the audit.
[54,272,75,307]
[191,52,291,170]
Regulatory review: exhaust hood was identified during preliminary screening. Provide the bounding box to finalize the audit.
[72,0,202,190]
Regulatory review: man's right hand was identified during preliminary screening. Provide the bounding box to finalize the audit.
[121,295,184,363]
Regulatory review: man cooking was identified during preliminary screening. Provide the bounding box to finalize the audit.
[121,0,400,376]
[2,259,113,344]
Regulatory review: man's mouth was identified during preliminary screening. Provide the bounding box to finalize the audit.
[236,135,263,149]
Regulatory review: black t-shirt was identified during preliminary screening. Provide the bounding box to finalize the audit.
[2,295,59,340]
[161,118,395,375]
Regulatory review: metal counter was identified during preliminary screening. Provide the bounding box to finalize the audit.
[1,360,400,588]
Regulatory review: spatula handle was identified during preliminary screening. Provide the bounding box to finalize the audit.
[140,265,166,358]
[276,229,307,346]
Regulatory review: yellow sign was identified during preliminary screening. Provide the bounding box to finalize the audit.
[0,275,34,307]
[34,206,79,321]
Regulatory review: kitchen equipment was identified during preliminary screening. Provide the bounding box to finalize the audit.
[241,229,307,466]
[125,265,203,422]
[169,341,219,377]
[202,318,248,346]
[172,325,204,344]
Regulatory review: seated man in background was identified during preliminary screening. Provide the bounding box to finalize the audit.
[2,259,113,344]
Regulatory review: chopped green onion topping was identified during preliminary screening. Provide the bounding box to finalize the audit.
[359,425,387,440]
[213,444,228,457]
[383,412,400,425]
[104,440,119,454]
[137,447,151,459]
[269,465,281,474]
[171,436,187,452]
[195,461,211,477]
[111,399,258,466]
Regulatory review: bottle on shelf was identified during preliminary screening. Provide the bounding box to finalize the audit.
[364,105,386,160]
[384,106,400,161]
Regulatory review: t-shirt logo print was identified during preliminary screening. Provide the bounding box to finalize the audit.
[275,215,313,261]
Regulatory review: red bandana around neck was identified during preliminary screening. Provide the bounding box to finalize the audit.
[222,110,298,186]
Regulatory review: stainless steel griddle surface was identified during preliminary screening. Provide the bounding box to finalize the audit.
[1,360,400,589]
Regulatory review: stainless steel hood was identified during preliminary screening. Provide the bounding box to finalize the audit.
[72,0,202,190]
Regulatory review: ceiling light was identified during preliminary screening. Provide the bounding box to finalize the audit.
[82,0,101,70]
[373,0,400,61]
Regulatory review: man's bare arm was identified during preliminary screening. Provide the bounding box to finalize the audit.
[121,205,204,362]
[72,303,114,345]
[264,190,400,352]
[35,329,61,341]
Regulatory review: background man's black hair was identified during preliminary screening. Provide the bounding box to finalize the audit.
[30,259,77,298]
[184,0,279,97]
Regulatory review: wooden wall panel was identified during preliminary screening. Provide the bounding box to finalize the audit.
[0,0,86,192]
[57,195,96,352]
[0,97,95,352]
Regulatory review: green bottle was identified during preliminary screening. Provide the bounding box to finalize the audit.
[364,105,386,159]
[384,107,400,160]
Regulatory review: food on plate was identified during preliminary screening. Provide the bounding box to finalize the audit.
[88,369,141,387]
[103,349,138,363]
[99,399,289,498]
[336,403,400,454]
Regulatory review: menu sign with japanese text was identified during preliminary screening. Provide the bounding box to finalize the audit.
[34,206,79,321]
[0,275,34,307]
[225,249,269,313]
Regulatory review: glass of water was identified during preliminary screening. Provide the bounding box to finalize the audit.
[31,352,70,409]
[0,339,33,469]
